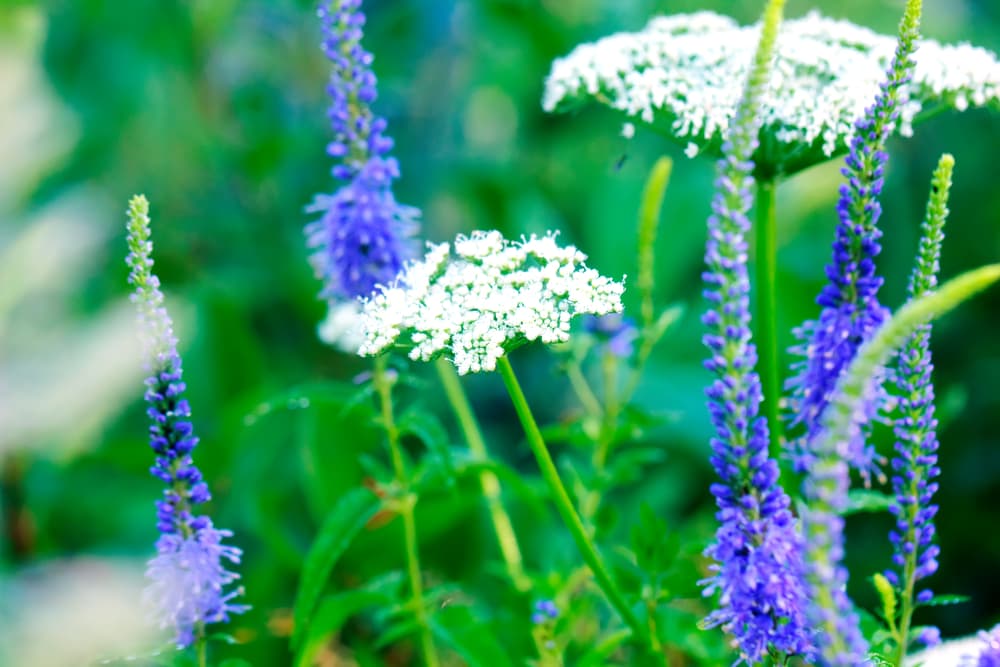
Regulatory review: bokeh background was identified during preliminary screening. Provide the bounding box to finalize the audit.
[1,0,998,664]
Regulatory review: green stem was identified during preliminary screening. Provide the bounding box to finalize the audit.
[580,352,620,530]
[433,357,530,592]
[754,179,782,456]
[374,356,440,667]
[496,356,647,646]
[196,633,207,667]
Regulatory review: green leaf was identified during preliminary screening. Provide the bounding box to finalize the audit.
[845,489,894,515]
[872,572,897,627]
[918,593,970,608]
[292,487,383,650]
[294,575,404,667]
[430,605,515,667]
[398,407,456,484]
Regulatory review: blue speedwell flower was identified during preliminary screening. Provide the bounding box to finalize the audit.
[531,599,559,625]
[126,196,247,647]
[698,3,813,662]
[882,155,953,653]
[306,0,419,301]
[785,0,921,481]
[795,5,923,665]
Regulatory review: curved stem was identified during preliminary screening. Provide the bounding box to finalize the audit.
[374,356,440,667]
[433,357,530,592]
[754,179,782,454]
[496,356,648,646]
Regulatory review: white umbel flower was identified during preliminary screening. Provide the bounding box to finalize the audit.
[543,11,1000,174]
[358,230,625,374]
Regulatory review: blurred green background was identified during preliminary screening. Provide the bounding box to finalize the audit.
[1,0,998,664]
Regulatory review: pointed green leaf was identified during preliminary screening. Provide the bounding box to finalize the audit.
[918,593,970,608]
[430,605,514,667]
[292,487,383,649]
[845,489,894,515]
[398,407,455,484]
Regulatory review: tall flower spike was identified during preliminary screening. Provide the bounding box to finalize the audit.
[884,154,953,655]
[698,1,813,662]
[126,195,247,647]
[786,0,923,480]
[306,0,420,302]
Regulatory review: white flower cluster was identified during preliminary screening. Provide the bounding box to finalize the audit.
[358,230,625,374]
[543,11,1000,169]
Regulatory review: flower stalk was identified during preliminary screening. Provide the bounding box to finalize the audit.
[373,355,439,667]
[433,357,530,592]
[496,356,649,649]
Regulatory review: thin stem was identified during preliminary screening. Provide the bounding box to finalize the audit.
[496,356,648,647]
[374,356,440,667]
[196,633,207,667]
[754,179,782,455]
[433,357,530,592]
[580,352,620,530]
[566,361,603,417]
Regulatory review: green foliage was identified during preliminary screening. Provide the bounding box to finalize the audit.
[292,487,383,650]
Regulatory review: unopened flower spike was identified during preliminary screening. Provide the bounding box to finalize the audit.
[305,0,420,309]
[786,0,923,482]
[126,195,247,647]
[884,154,953,657]
[357,230,625,375]
[543,9,1000,175]
[697,1,814,662]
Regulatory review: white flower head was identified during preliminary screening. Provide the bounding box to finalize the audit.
[543,11,1000,174]
[358,230,625,374]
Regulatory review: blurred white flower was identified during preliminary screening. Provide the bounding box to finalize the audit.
[318,299,366,354]
[358,230,624,374]
[0,558,159,667]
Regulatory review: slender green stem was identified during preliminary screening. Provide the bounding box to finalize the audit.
[566,361,603,417]
[580,352,620,530]
[196,634,207,667]
[496,356,648,646]
[754,179,782,454]
[433,357,530,592]
[373,356,440,667]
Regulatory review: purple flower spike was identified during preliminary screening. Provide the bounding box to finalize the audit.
[306,0,420,301]
[698,3,814,663]
[126,196,247,647]
[883,154,954,654]
[786,0,922,481]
